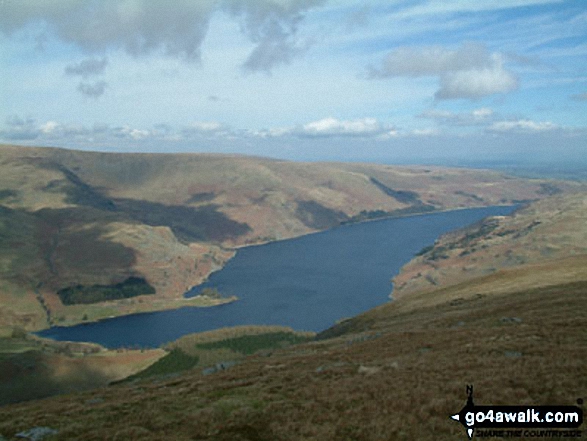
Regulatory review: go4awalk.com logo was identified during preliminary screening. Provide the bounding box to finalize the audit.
[450,386,584,439]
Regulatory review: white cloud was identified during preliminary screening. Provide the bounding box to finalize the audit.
[244,117,394,139]
[410,128,440,137]
[40,121,60,133]
[419,107,496,126]
[436,57,518,99]
[370,43,519,100]
[391,0,565,20]
[488,119,559,133]
[188,121,224,132]
[249,127,293,138]
[0,0,325,72]
[0,116,159,144]
[298,117,385,137]
[117,127,151,140]
[370,43,493,77]
[472,108,494,118]
[225,0,326,72]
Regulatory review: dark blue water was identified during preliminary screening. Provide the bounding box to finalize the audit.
[37,206,516,348]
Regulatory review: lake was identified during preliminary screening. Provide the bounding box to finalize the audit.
[37,206,516,348]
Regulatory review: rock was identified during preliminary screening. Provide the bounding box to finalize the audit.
[202,360,237,376]
[216,361,236,370]
[358,365,381,375]
[85,397,104,405]
[500,317,523,324]
[263,364,286,370]
[201,366,216,376]
[15,427,58,440]
[387,361,400,369]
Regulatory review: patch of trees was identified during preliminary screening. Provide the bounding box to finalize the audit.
[57,277,155,305]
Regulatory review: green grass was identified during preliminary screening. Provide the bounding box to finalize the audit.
[122,328,315,382]
[195,331,313,355]
[123,348,199,381]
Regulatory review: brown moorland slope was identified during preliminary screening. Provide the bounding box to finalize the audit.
[392,192,587,299]
[0,193,585,440]
[0,334,165,407]
[1,143,585,332]
[0,259,584,440]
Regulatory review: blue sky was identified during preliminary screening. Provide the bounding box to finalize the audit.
[1,0,586,165]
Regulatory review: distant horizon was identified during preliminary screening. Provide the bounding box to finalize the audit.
[3,141,587,183]
[1,1,586,167]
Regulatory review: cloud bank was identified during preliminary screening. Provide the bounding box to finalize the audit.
[0,0,324,71]
[370,42,519,100]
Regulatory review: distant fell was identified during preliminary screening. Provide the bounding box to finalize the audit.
[1,144,585,332]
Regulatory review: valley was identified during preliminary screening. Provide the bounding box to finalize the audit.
[1,145,586,439]
[0,190,585,439]
[2,144,584,332]
[3,2,586,438]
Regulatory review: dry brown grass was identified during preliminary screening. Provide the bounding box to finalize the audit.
[393,192,587,299]
[0,267,584,440]
[0,335,165,407]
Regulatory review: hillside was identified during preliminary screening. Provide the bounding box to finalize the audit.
[1,144,586,332]
[0,194,585,439]
[0,334,165,407]
[392,192,587,300]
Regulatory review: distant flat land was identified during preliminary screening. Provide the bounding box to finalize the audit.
[1,144,586,332]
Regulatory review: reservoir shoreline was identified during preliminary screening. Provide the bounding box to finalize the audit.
[37,205,517,348]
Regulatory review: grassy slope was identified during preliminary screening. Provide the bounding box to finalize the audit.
[0,264,583,440]
[0,194,585,440]
[0,335,165,406]
[392,192,587,299]
[1,143,586,332]
[123,325,314,382]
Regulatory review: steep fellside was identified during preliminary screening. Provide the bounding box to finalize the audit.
[1,144,585,331]
[392,192,587,300]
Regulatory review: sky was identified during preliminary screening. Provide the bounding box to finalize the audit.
[1,0,586,166]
